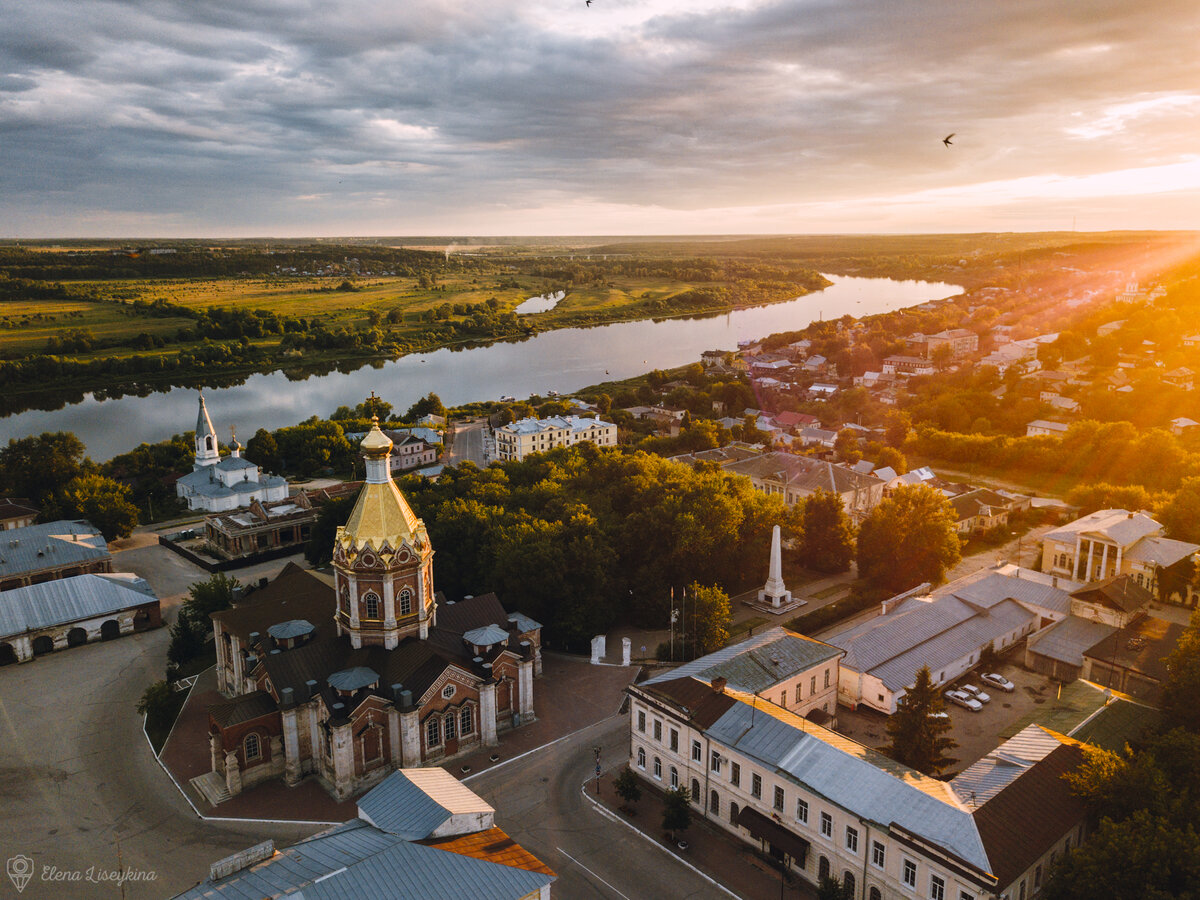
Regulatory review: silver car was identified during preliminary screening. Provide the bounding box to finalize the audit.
[944,690,983,712]
[981,672,1016,693]
[960,684,991,704]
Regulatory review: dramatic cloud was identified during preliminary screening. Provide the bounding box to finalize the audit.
[1,0,1198,235]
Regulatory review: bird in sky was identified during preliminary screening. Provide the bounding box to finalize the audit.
[942,133,955,147]
[586,0,592,6]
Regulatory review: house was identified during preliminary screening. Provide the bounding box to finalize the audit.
[702,349,731,368]
[175,394,289,513]
[1026,420,1070,438]
[1170,417,1199,435]
[1040,392,1080,413]
[627,678,1089,900]
[0,572,161,664]
[0,499,37,531]
[919,328,979,359]
[807,383,838,400]
[203,483,361,562]
[1081,613,1186,700]
[1183,334,1200,348]
[797,425,839,449]
[884,466,936,493]
[1096,320,1125,337]
[1162,367,1194,391]
[174,768,555,899]
[1040,508,1200,602]
[772,411,820,431]
[493,414,617,462]
[949,488,1013,535]
[881,355,934,377]
[718,451,883,520]
[199,424,543,803]
[0,519,112,591]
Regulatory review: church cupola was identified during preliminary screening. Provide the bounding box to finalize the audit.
[229,427,242,459]
[332,417,436,650]
[194,392,220,470]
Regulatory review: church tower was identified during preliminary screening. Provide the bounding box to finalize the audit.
[194,393,220,470]
[332,419,436,649]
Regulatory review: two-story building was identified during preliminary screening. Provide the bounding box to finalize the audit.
[716,451,883,522]
[493,415,617,462]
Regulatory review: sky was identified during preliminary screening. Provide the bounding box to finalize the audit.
[2,0,1200,237]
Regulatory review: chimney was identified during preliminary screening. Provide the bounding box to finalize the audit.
[390,682,404,702]
[281,687,293,707]
[712,676,727,694]
[305,679,318,701]
[399,689,413,709]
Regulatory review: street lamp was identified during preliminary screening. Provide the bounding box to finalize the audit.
[593,746,602,795]
[1011,530,1022,568]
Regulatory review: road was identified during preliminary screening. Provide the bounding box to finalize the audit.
[444,418,490,467]
[465,716,730,900]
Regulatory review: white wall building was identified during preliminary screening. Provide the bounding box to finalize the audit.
[493,415,617,462]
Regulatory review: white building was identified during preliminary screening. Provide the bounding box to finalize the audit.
[175,394,288,512]
[493,415,617,462]
[627,678,1088,900]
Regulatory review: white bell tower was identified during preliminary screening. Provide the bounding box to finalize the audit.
[194,393,220,470]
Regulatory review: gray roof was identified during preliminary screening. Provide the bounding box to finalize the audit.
[1026,616,1117,667]
[327,667,380,692]
[644,627,842,694]
[507,612,542,633]
[216,456,258,472]
[196,393,217,443]
[172,818,552,900]
[463,624,510,647]
[703,692,990,872]
[1044,509,1162,548]
[0,573,156,639]
[0,520,110,579]
[950,725,1070,808]
[267,619,315,640]
[358,772,457,840]
[721,451,876,496]
[1125,536,1199,567]
[943,569,1074,618]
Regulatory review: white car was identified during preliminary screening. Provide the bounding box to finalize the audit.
[944,690,983,712]
[960,684,991,704]
[981,672,1016,693]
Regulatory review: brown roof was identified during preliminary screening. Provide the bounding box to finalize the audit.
[210,690,279,728]
[1070,575,1152,614]
[972,740,1088,889]
[211,563,333,640]
[0,498,38,520]
[421,827,556,877]
[635,677,738,729]
[1083,614,1184,683]
[435,593,507,636]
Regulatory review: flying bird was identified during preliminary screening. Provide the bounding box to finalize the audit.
[586,0,592,5]
[942,133,955,147]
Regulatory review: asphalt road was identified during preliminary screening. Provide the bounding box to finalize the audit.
[465,716,733,900]
[445,419,489,467]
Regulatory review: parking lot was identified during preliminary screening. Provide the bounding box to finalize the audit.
[833,657,1064,774]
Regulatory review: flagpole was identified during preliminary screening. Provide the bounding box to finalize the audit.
[670,587,675,662]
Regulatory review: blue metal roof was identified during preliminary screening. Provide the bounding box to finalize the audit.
[645,627,842,694]
[0,520,109,579]
[0,573,156,639]
[268,619,315,640]
[327,667,380,693]
[357,771,453,840]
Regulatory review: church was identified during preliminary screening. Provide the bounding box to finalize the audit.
[196,420,543,804]
[175,393,289,512]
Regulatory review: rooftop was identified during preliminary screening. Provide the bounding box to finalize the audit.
[0,572,156,638]
[644,627,842,694]
[0,519,110,579]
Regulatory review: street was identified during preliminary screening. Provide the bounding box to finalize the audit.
[445,418,490,467]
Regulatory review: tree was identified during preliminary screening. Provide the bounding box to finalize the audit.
[875,446,906,474]
[1158,476,1200,544]
[686,582,732,657]
[817,877,856,900]
[857,485,962,592]
[0,431,88,503]
[833,428,861,464]
[662,785,692,839]
[48,473,139,540]
[406,392,447,420]
[614,766,642,810]
[245,427,280,472]
[978,640,999,671]
[304,490,362,566]
[1161,609,1200,734]
[930,343,954,371]
[882,666,957,775]
[797,489,855,573]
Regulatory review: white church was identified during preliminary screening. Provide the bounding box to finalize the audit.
[175,394,288,513]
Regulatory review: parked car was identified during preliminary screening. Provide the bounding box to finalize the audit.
[960,684,991,704]
[944,690,983,712]
[981,672,1016,693]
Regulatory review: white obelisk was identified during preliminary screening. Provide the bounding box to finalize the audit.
[758,525,792,609]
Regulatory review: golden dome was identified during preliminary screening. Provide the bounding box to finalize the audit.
[360,419,393,458]
[339,480,426,553]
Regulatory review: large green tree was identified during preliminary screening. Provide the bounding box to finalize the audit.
[0,431,88,503]
[797,489,856,573]
[882,666,957,775]
[662,785,692,840]
[1160,609,1200,734]
[304,490,362,567]
[685,582,732,657]
[857,484,962,592]
[49,473,139,540]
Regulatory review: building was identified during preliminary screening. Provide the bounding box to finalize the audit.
[1026,419,1070,438]
[175,768,555,899]
[493,415,617,462]
[0,519,112,591]
[1040,508,1200,602]
[627,678,1088,900]
[717,451,883,521]
[175,394,288,512]
[640,625,842,722]
[198,423,544,803]
[881,355,935,377]
[909,328,979,359]
[203,483,360,562]
[0,572,161,664]
[0,499,37,531]
[948,488,1014,535]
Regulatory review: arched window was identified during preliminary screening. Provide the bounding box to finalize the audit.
[399,588,413,616]
[363,591,380,620]
[870,887,881,900]
[819,856,830,881]
[653,757,662,779]
[339,587,349,614]
[205,436,213,451]
[444,712,457,741]
[710,789,719,813]
[460,706,473,736]
[637,747,646,769]
[426,717,440,748]
[843,872,855,895]
[669,766,679,789]
[730,801,739,825]
[244,733,261,761]
[691,778,700,802]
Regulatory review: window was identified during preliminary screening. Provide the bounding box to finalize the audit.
[1064,837,1071,853]
[930,874,945,900]
[339,588,349,614]
[460,706,473,735]
[780,692,787,706]
[444,712,456,741]
[442,684,456,699]
[710,750,721,773]
[244,733,261,761]
[819,857,830,880]
[1034,866,1042,888]
[845,826,858,853]
[710,790,719,813]
[1018,882,1026,900]
[960,893,974,900]
[773,786,784,811]
[903,859,917,888]
[795,685,802,704]
[796,799,809,824]
[426,717,440,747]
[653,719,662,741]
[872,840,885,868]
[363,591,380,620]
[669,728,679,752]
[637,747,646,769]
[399,588,412,616]
[691,779,700,802]
[731,762,741,787]
[637,710,646,733]
[844,873,855,895]
[811,676,817,694]
[691,740,702,762]
[653,757,662,779]
[820,812,833,838]
[870,888,882,900]
[730,801,739,825]
[751,774,762,799]
[670,766,679,788]
[824,668,831,688]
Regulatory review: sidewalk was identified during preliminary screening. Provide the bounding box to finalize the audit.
[590,770,817,900]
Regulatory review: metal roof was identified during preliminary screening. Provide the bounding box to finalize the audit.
[0,520,109,579]
[462,624,510,647]
[643,627,842,694]
[1044,509,1162,548]
[0,573,156,639]
[943,568,1074,617]
[1125,536,1199,567]
[1026,616,1116,667]
[268,619,315,640]
[357,770,493,840]
[950,725,1067,808]
[327,667,380,693]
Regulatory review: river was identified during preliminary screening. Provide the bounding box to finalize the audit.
[0,274,960,461]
